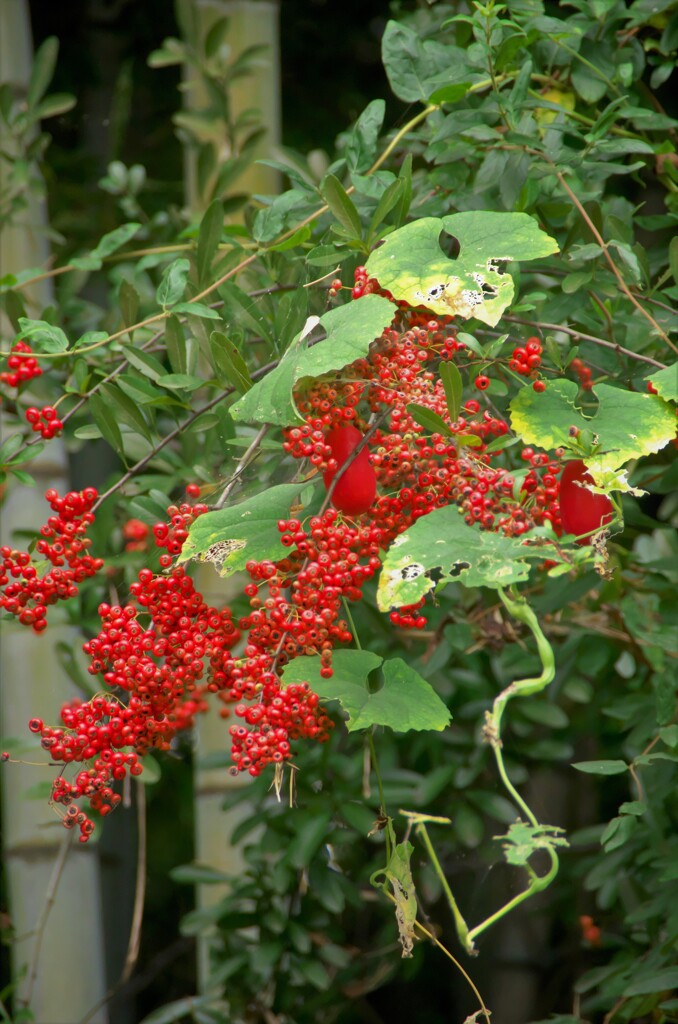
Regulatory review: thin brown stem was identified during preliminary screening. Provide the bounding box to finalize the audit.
[214,424,269,508]
[91,361,278,511]
[503,315,667,369]
[552,169,676,352]
[22,833,73,1010]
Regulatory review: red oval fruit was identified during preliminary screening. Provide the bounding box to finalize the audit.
[323,425,376,515]
[559,460,613,540]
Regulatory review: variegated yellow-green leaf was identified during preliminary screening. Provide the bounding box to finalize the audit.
[510,379,676,489]
[364,212,559,327]
[378,505,547,610]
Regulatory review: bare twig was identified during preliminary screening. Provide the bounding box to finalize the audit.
[22,833,73,1010]
[552,168,676,353]
[503,315,667,369]
[214,424,269,509]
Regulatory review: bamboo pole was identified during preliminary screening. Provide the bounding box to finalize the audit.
[0,2,107,1019]
[182,0,281,991]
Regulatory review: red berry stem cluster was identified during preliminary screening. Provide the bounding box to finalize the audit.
[0,341,42,387]
[0,488,103,631]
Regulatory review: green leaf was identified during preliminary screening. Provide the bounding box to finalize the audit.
[0,433,25,464]
[428,82,473,105]
[571,760,628,775]
[121,345,165,382]
[364,213,559,327]
[196,199,224,286]
[209,331,252,394]
[156,258,190,308]
[645,362,678,403]
[252,189,311,243]
[623,968,678,997]
[170,863,231,885]
[17,318,69,353]
[231,294,395,425]
[164,315,187,375]
[171,302,220,320]
[89,393,124,455]
[283,650,451,733]
[381,20,465,103]
[368,178,404,240]
[496,822,568,867]
[378,506,543,610]
[510,379,677,487]
[158,374,204,391]
[119,279,140,330]
[27,37,59,108]
[99,383,152,441]
[319,173,363,241]
[178,483,310,575]
[370,821,417,957]
[71,222,142,271]
[33,92,76,121]
[669,235,678,288]
[72,331,108,350]
[406,403,452,436]
[439,361,463,423]
[346,99,386,173]
[138,996,213,1024]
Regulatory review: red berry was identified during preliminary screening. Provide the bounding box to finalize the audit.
[323,425,377,515]
[559,460,614,541]
[532,380,546,393]
[474,375,490,391]
[185,483,201,498]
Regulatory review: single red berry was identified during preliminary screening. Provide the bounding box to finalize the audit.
[532,380,546,393]
[185,483,201,498]
[559,460,614,541]
[323,425,377,515]
[474,375,490,391]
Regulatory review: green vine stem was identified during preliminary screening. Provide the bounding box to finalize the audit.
[466,587,559,946]
[417,587,561,954]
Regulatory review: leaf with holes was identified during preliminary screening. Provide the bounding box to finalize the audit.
[231,294,396,425]
[178,483,313,576]
[378,505,546,610]
[364,212,558,327]
[510,379,676,490]
[282,650,450,733]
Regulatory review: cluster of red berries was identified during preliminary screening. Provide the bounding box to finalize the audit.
[508,337,546,392]
[0,488,103,631]
[0,341,42,387]
[579,914,602,946]
[152,501,208,563]
[24,283,588,820]
[122,518,150,552]
[29,541,242,837]
[351,265,386,300]
[571,356,593,391]
[25,405,64,439]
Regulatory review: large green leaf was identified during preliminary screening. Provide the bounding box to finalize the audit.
[378,506,543,610]
[645,362,678,403]
[231,294,396,425]
[178,483,310,575]
[282,650,450,733]
[364,212,558,327]
[510,379,676,489]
